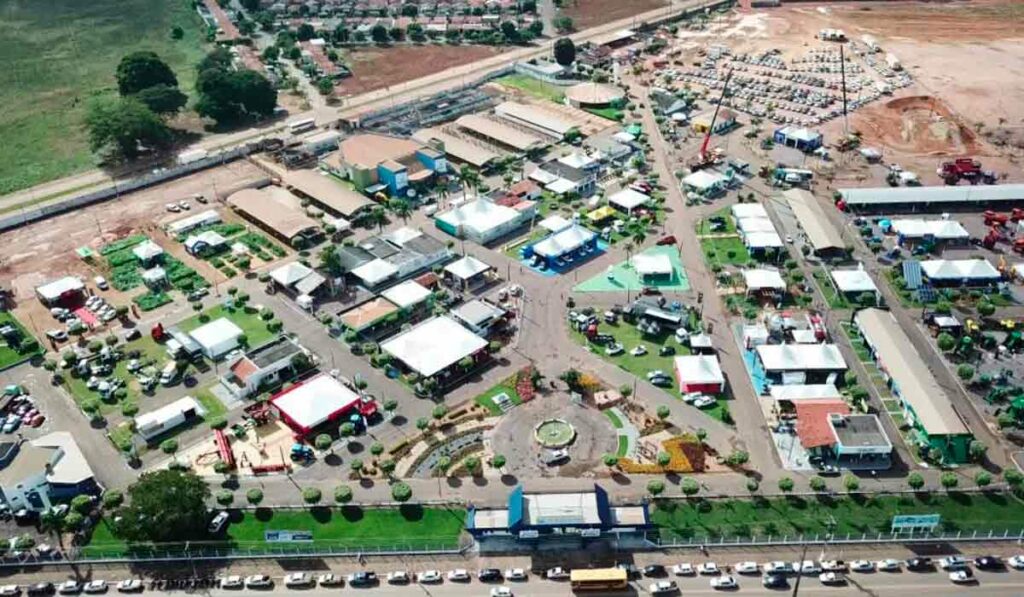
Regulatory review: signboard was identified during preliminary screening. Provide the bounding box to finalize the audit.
[891,514,940,533]
[581,528,602,538]
[264,530,314,543]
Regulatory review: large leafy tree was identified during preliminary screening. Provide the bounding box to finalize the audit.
[134,84,189,116]
[116,52,179,96]
[554,37,576,66]
[196,49,277,125]
[85,96,171,158]
[111,470,211,543]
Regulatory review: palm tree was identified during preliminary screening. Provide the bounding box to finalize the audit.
[624,241,636,264]
[368,206,388,232]
[459,165,480,198]
[389,198,412,224]
[630,225,647,248]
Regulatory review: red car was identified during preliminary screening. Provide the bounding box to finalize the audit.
[656,235,677,246]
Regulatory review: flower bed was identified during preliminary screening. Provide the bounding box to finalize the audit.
[617,434,705,474]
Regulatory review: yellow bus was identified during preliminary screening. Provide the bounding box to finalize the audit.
[569,568,629,592]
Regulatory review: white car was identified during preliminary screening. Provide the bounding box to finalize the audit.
[284,573,311,587]
[416,570,442,584]
[386,571,409,584]
[649,580,678,594]
[317,574,343,586]
[763,561,791,575]
[219,576,243,589]
[939,556,968,570]
[546,567,570,580]
[630,345,648,356]
[793,560,821,575]
[850,560,874,572]
[821,560,847,572]
[697,562,719,575]
[0,586,20,596]
[504,568,528,581]
[178,200,191,210]
[244,575,272,588]
[447,569,470,582]
[115,580,141,593]
[165,203,180,213]
[735,561,759,574]
[58,582,80,595]
[671,563,695,576]
[605,343,624,356]
[94,276,109,290]
[818,572,845,585]
[82,582,107,595]
[876,559,901,572]
[489,588,513,597]
[1008,555,1024,569]
[710,575,737,589]
[693,396,716,409]
[949,570,974,584]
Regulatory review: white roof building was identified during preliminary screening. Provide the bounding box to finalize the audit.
[631,253,673,277]
[538,214,572,233]
[351,258,399,287]
[743,269,786,291]
[891,219,970,240]
[444,255,492,281]
[435,199,531,244]
[730,203,768,219]
[737,217,777,234]
[132,240,164,263]
[673,355,725,388]
[167,209,221,235]
[743,231,784,249]
[682,170,727,193]
[531,224,596,258]
[35,276,84,303]
[558,152,598,170]
[271,373,363,433]
[142,267,167,286]
[831,268,879,294]
[920,259,1001,281]
[756,344,847,372]
[381,280,432,309]
[270,261,314,286]
[768,384,843,402]
[545,178,578,196]
[608,188,651,212]
[381,316,488,377]
[189,318,244,359]
[135,396,205,441]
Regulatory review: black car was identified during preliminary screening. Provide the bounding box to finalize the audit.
[477,569,503,582]
[906,558,932,571]
[974,556,1003,570]
[762,574,788,589]
[347,572,377,587]
[27,583,54,596]
[643,565,667,577]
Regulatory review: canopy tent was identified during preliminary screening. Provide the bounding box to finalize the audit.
[531,225,597,259]
[631,253,673,277]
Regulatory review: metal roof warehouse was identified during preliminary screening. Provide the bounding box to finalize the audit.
[840,184,1024,212]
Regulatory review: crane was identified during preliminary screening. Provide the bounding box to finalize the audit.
[691,69,733,171]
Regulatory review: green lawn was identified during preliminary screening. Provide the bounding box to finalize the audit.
[604,409,624,429]
[812,269,850,309]
[0,0,208,194]
[616,435,629,457]
[495,74,565,103]
[194,385,227,420]
[474,383,522,416]
[178,304,277,351]
[585,107,624,121]
[64,333,167,414]
[0,311,42,369]
[700,236,751,267]
[83,506,466,555]
[653,492,1024,539]
[696,207,737,235]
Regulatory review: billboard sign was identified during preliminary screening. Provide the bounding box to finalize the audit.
[265,530,314,543]
[891,514,940,533]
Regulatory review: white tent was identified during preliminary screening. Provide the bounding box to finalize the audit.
[743,231,784,249]
[742,269,786,291]
[730,203,768,219]
[831,269,878,294]
[189,318,244,359]
[270,262,315,287]
[538,214,572,233]
[608,188,651,212]
[756,344,847,372]
[444,255,492,281]
[737,217,777,234]
[683,170,727,193]
[351,258,399,287]
[631,253,673,277]
[921,259,1000,281]
[381,316,487,377]
[381,280,432,309]
[532,225,596,258]
[132,240,164,263]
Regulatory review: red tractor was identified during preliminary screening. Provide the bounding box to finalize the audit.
[938,158,997,185]
[1012,208,1024,222]
[984,210,1009,227]
[1014,238,1024,255]
[982,227,1007,249]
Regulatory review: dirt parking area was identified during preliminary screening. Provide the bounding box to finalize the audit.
[0,160,270,336]
[561,0,668,30]
[338,45,509,96]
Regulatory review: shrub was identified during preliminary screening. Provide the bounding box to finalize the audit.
[160,439,178,454]
[809,476,826,492]
[334,485,353,503]
[940,472,958,489]
[646,480,665,496]
[120,403,139,417]
[208,416,228,430]
[216,490,234,505]
[907,472,925,490]
[956,364,975,380]
[391,482,412,502]
[101,490,124,509]
[975,471,992,487]
[302,487,322,504]
[246,488,264,505]
[778,477,794,493]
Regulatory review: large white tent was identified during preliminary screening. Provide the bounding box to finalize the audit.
[381,316,488,377]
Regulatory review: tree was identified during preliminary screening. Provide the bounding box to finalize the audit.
[85,97,171,159]
[656,451,671,467]
[809,476,826,492]
[529,21,544,37]
[391,481,412,502]
[63,512,85,533]
[71,494,94,515]
[296,23,315,41]
[317,78,334,96]
[246,488,264,506]
[968,440,988,462]
[102,490,125,509]
[696,428,708,442]
[111,470,210,543]
[370,442,384,456]
[1005,469,1024,487]
[171,26,185,40]
[239,0,260,10]
[465,456,481,474]
[134,84,188,116]
[389,198,412,223]
[435,455,452,474]
[491,454,507,469]
[315,434,332,451]
[843,474,860,493]
[431,404,449,420]
[553,16,575,34]
[778,477,794,493]
[907,471,925,491]
[196,49,277,124]
[407,23,425,42]
[940,472,959,490]
[975,471,992,488]
[647,480,665,496]
[602,453,619,468]
[339,422,356,438]
[500,21,518,42]
[559,368,581,390]
[725,450,749,467]
[957,364,975,381]
[680,477,700,497]
[380,459,396,475]
[656,405,670,420]
[746,479,759,492]
[977,301,996,317]
[937,332,956,352]
[160,439,178,455]
[216,490,234,505]
[366,206,388,232]
[370,24,389,44]
[416,417,430,431]
[334,485,353,503]
[262,45,280,63]
[333,24,351,43]
[389,27,404,42]
[350,459,364,475]
[116,51,178,96]
[383,398,399,413]
[302,487,322,504]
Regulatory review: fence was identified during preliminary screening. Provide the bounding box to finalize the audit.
[649,527,1024,550]
[0,143,263,234]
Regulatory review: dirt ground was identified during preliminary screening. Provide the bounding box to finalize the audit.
[338,45,510,96]
[561,0,669,30]
[0,160,271,336]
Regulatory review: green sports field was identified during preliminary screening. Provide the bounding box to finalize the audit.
[0,0,207,195]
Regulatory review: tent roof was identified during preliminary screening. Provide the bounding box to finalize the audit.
[831,269,878,293]
[631,253,673,276]
[737,217,776,234]
[189,318,243,351]
[742,269,786,290]
[351,258,399,286]
[673,355,725,385]
[891,219,970,240]
[730,203,768,219]
[36,277,85,300]
[921,259,1000,280]
[381,280,432,309]
[756,344,846,371]
[532,225,596,258]
[539,214,573,233]
[270,261,315,287]
[683,170,726,190]
[743,231,784,248]
[271,373,362,431]
[444,255,492,280]
[608,188,651,210]
[382,316,488,377]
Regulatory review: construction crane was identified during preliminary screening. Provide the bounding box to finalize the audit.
[690,68,734,171]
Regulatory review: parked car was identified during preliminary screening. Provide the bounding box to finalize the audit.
[763,562,791,575]
[643,565,667,577]
[671,563,695,576]
[710,575,737,589]
[939,556,967,571]
[735,562,759,575]
[477,569,502,582]
[112,580,139,594]
[219,576,243,589]
[94,276,109,290]
[648,580,678,594]
[818,572,845,585]
[208,511,229,533]
[0,586,20,596]
[876,559,901,572]
[974,555,1002,570]
[446,569,470,582]
[949,570,974,584]
[283,573,312,587]
[489,588,513,597]
[1008,555,1024,569]
[697,562,719,575]
[165,203,180,213]
[605,343,624,356]
[416,571,442,584]
[317,574,342,587]
[82,581,106,594]
[244,575,272,588]
[762,574,787,588]
[905,558,932,571]
[504,569,527,581]
[630,345,648,356]
[26,584,53,596]
[56,582,79,595]
[546,567,570,580]
[850,560,874,573]
[45,330,68,342]
[656,235,678,246]
[793,560,821,575]
[821,560,847,572]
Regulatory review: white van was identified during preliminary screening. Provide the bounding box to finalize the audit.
[159,362,178,386]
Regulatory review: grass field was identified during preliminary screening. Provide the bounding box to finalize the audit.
[83,505,466,555]
[0,0,208,195]
[0,311,42,369]
[474,382,522,416]
[653,492,1024,539]
[178,304,278,351]
[700,236,751,267]
[495,74,566,104]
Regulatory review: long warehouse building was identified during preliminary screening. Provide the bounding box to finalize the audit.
[839,184,1024,213]
[854,308,972,463]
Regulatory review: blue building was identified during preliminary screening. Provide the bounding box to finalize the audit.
[773,126,824,152]
[467,485,650,546]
